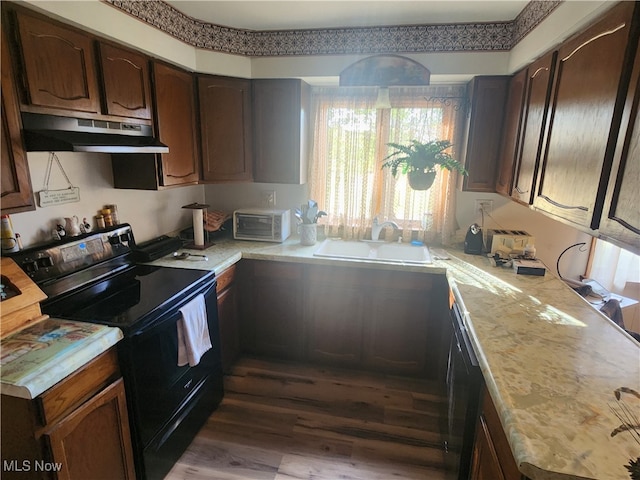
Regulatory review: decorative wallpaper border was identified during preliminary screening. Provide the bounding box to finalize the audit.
[103,0,561,57]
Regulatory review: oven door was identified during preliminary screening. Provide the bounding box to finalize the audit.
[121,279,221,448]
[234,213,274,239]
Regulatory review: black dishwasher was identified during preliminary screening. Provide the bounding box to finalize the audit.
[445,297,483,480]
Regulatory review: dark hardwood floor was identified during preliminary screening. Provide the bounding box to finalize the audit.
[165,356,451,479]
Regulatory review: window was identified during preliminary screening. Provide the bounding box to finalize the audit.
[309,85,465,244]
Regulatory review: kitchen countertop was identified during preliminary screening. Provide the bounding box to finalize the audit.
[153,235,639,480]
[1,318,123,399]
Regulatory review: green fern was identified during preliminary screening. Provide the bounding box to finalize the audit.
[382,139,467,177]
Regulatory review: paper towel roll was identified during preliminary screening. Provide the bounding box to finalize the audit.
[193,209,204,247]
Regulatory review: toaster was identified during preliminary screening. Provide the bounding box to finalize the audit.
[486,229,534,255]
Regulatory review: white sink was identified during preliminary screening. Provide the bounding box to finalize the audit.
[313,239,431,264]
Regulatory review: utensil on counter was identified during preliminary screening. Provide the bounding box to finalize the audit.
[173,251,209,261]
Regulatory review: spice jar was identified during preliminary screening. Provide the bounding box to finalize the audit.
[106,204,119,225]
[96,214,106,229]
[102,208,113,227]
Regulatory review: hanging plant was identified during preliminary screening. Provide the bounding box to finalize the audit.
[382,139,467,190]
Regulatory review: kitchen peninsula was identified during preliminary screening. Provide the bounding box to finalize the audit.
[151,237,640,480]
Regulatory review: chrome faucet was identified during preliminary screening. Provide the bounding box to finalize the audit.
[371,216,400,241]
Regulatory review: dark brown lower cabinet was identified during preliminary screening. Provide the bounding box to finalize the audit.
[239,260,305,360]
[239,260,448,378]
[0,347,135,480]
[470,386,527,480]
[216,265,240,373]
[364,285,431,373]
[306,266,364,367]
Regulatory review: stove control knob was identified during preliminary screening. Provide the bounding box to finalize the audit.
[37,256,54,268]
[22,260,38,273]
[109,235,121,245]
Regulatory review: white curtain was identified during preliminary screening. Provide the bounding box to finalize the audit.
[308,85,465,244]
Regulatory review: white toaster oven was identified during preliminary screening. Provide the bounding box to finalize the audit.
[233,208,291,242]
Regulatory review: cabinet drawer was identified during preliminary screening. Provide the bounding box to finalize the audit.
[216,264,236,294]
[37,348,120,427]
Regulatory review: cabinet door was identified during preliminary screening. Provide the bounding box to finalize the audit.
[199,75,253,182]
[534,2,637,228]
[253,79,309,184]
[306,267,364,366]
[511,52,555,205]
[217,271,240,374]
[598,44,640,253]
[459,76,509,192]
[243,261,304,359]
[470,388,523,480]
[16,11,100,113]
[495,69,527,197]
[99,43,152,120]
[1,28,35,214]
[364,287,430,375]
[45,379,135,480]
[153,62,200,186]
[470,414,506,480]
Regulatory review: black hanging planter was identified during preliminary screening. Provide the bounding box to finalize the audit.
[408,170,436,190]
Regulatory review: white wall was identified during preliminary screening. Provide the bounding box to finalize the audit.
[456,192,592,280]
[10,152,205,246]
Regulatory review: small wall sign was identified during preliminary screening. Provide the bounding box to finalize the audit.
[38,187,81,207]
[37,153,81,208]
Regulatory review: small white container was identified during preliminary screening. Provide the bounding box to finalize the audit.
[524,244,536,259]
[300,224,317,246]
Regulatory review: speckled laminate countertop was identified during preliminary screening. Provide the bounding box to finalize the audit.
[152,235,639,480]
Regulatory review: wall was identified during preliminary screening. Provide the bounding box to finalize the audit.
[10,152,204,246]
[456,192,592,280]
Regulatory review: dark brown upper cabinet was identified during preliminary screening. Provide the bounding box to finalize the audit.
[98,42,152,120]
[598,40,640,254]
[533,2,638,230]
[198,75,253,182]
[112,62,200,189]
[15,10,101,114]
[495,69,527,197]
[1,26,35,215]
[253,79,310,184]
[511,51,555,205]
[153,62,200,186]
[458,76,510,192]
[9,6,153,123]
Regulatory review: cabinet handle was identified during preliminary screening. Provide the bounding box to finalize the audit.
[539,195,588,211]
[167,172,196,178]
[562,23,626,63]
[611,217,640,235]
[514,186,529,195]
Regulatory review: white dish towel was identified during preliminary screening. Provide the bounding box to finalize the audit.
[177,294,212,367]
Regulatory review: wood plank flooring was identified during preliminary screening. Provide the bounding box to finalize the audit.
[165,356,452,480]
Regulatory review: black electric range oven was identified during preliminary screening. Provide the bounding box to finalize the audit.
[9,225,223,480]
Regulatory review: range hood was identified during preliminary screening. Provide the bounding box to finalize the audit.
[21,113,169,154]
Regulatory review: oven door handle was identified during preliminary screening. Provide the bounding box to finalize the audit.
[130,279,217,340]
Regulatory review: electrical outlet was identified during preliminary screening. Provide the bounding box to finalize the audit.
[475,199,493,215]
[263,190,276,207]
